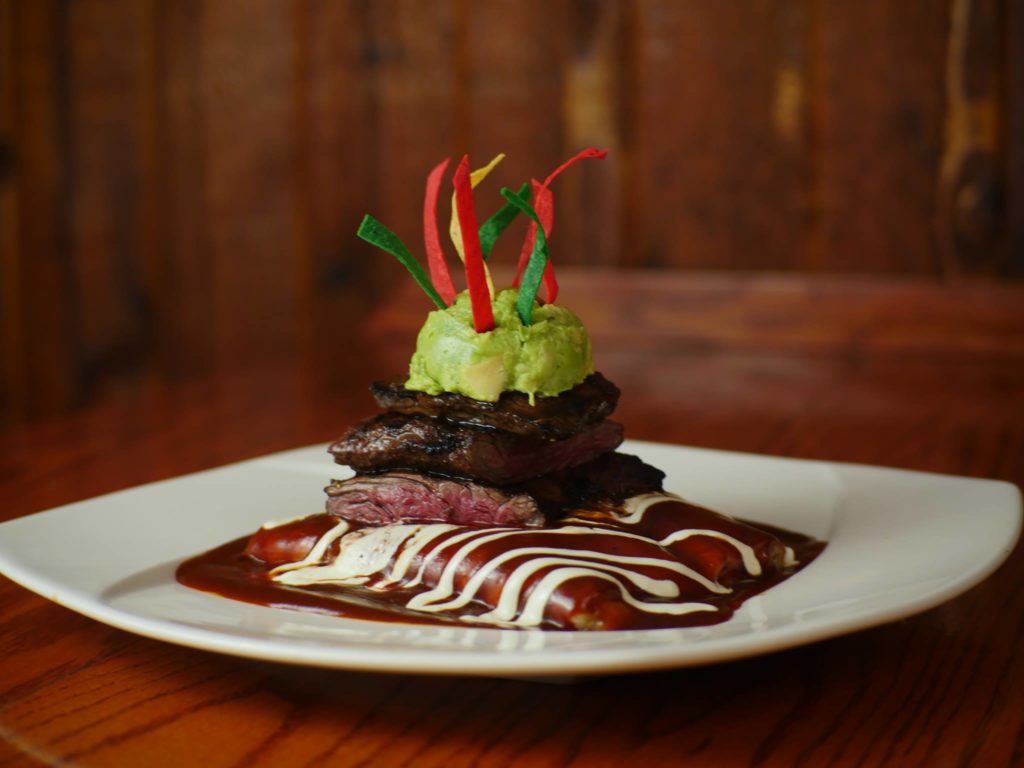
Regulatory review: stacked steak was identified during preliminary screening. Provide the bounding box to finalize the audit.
[326,373,664,528]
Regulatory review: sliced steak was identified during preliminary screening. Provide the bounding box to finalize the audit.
[520,452,666,516]
[329,413,624,485]
[370,372,620,439]
[325,471,543,527]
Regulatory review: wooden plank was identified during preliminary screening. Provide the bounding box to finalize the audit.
[149,0,215,380]
[5,0,81,422]
[0,0,20,426]
[361,0,458,313]
[3,0,1021,428]
[1009,0,1024,276]
[460,0,566,268]
[935,0,1003,276]
[816,2,951,274]
[630,0,813,270]
[291,0,461,375]
[199,0,300,364]
[462,0,566,167]
[292,0,379,359]
[64,0,156,402]
[286,0,465,377]
[556,0,627,268]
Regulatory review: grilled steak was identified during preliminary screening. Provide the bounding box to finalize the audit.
[370,373,620,439]
[329,413,624,485]
[521,452,666,515]
[325,471,543,527]
[325,454,661,528]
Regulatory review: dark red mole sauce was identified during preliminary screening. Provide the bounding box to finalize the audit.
[176,500,825,631]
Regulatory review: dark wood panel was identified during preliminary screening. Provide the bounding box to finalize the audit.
[200,0,302,364]
[294,0,380,357]
[934,0,1004,276]
[556,0,628,269]
[368,1,459,244]
[2,0,1023,427]
[462,0,567,171]
[0,0,19,422]
[815,2,951,274]
[461,0,566,268]
[151,0,216,381]
[631,0,813,270]
[4,0,82,424]
[65,0,156,403]
[1009,0,1024,276]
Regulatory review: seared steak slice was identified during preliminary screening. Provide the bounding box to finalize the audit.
[521,453,666,515]
[370,373,620,439]
[326,455,663,528]
[329,413,624,485]
[325,471,543,527]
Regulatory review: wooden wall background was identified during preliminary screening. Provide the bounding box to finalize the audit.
[1,0,1022,427]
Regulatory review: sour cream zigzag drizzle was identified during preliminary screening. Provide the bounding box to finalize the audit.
[409,540,727,614]
[275,522,442,587]
[405,524,726,611]
[269,519,350,576]
[398,526,515,589]
[612,492,682,524]
[479,568,718,627]
[375,523,463,588]
[567,493,779,575]
[658,529,763,576]
[266,494,782,628]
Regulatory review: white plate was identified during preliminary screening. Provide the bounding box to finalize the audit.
[0,442,1019,678]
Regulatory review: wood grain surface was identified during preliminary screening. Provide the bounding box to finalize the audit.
[2,0,1023,425]
[1,270,1022,767]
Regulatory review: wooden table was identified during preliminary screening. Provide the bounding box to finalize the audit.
[2,271,1022,767]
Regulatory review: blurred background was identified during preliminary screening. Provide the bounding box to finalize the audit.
[1,0,1021,429]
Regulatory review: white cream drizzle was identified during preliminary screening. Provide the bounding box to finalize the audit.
[273,521,408,585]
[409,541,727,614]
[442,557,678,622]
[566,519,764,577]
[406,525,671,612]
[398,526,516,589]
[267,494,777,628]
[608,492,683,524]
[658,529,763,576]
[374,523,462,588]
[269,519,350,576]
[478,568,717,627]
[567,492,789,577]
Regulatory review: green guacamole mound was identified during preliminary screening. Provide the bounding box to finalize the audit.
[406,289,593,403]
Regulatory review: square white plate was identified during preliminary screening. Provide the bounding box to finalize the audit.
[0,441,1019,677]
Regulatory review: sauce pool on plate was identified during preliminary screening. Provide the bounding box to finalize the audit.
[177,494,824,631]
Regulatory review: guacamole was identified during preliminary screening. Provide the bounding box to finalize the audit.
[406,289,593,402]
